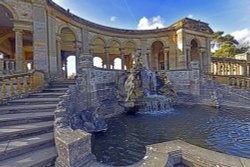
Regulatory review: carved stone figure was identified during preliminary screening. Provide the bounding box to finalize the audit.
[157,72,176,97]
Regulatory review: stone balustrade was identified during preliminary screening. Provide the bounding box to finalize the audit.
[0,70,45,103]
[0,59,16,74]
[211,57,250,76]
[207,74,250,90]
[0,59,34,75]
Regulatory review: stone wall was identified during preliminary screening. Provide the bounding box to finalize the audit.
[54,67,126,166]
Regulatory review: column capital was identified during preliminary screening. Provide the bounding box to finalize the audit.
[164,47,170,52]
[13,28,23,34]
[104,46,110,51]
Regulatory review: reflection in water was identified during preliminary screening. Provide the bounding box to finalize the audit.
[91,105,250,166]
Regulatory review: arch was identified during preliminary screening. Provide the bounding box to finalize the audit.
[58,25,79,42]
[150,41,164,71]
[122,40,137,49]
[190,39,200,61]
[93,56,103,68]
[150,39,166,48]
[91,37,105,46]
[124,41,136,70]
[0,2,18,20]
[91,35,107,46]
[60,27,76,42]
[107,38,122,47]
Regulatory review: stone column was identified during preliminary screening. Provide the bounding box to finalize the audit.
[120,48,125,70]
[186,47,190,70]
[247,65,250,76]
[32,1,49,75]
[56,36,62,77]
[15,29,23,73]
[46,11,58,79]
[105,47,110,69]
[164,48,169,70]
[75,42,81,74]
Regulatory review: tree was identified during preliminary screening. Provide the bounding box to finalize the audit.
[212,31,241,58]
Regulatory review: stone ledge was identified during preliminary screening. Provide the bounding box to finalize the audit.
[135,140,250,167]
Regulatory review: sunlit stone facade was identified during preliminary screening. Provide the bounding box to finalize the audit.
[0,0,213,79]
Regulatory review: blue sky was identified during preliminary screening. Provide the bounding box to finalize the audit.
[53,0,250,43]
[54,0,250,75]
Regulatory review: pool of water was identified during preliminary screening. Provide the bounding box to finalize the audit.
[91,105,250,166]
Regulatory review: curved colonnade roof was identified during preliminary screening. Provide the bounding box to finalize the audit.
[47,0,213,35]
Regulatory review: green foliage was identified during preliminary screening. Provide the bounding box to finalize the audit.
[235,46,249,54]
[212,31,247,58]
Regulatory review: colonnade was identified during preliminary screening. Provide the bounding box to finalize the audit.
[92,46,170,71]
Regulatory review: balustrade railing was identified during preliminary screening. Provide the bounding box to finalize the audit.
[0,59,34,74]
[207,74,250,90]
[0,70,45,103]
[0,59,16,74]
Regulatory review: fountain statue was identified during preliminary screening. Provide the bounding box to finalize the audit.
[157,72,176,97]
[123,54,176,113]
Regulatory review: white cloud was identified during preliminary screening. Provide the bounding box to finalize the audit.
[53,0,66,6]
[137,16,164,30]
[187,14,193,19]
[231,28,250,44]
[110,16,116,22]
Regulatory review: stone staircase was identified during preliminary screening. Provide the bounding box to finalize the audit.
[0,80,75,167]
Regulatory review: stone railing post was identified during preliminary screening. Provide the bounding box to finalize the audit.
[1,79,7,100]
[0,59,4,73]
[9,78,14,96]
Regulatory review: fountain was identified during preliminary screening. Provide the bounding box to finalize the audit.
[123,54,176,113]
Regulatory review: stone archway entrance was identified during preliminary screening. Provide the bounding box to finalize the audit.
[190,39,200,61]
[124,41,136,70]
[60,27,77,79]
[0,4,33,74]
[151,41,164,71]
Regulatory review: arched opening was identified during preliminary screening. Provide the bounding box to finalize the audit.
[190,39,200,61]
[124,41,136,70]
[114,57,122,69]
[0,4,16,73]
[60,27,77,79]
[0,4,34,74]
[91,37,105,68]
[93,56,103,68]
[109,40,121,69]
[66,55,76,79]
[151,41,164,71]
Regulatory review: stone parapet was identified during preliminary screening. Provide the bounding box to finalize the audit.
[133,140,250,167]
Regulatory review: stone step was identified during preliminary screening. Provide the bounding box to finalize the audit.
[48,84,72,88]
[0,121,53,142]
[43,87,69,93]
[8,98,60,105]
[29,92,65,98]
[0,112,54,126]
[50,80,75,84]
[0,132,54,161]
[0,146,57,167]
[0,104,57,114]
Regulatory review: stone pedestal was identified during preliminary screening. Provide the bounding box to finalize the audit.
[55,128,95,167]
